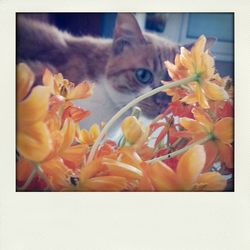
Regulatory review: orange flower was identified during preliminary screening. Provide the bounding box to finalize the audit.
[18,118,87,191]
[161,55,189,101]
[62,104,90,123]
[77,123,100,146]
[41,102,88,190]
[164,54,188,81]
[146,145,227,191]
[163,87,188,102]
[179,108,233,169]
[78,148,147,191]
[78,157,125,191]
[17,63,52,162]
[43,69,93,100]
[36,117,87,191]
[41,157,73,190]
[181,36,229,108]
[164,35,229,108]
[97,140,117,157]
[44,118,88,169]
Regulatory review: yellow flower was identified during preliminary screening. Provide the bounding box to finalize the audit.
[146,145,227,191]
[121,116,148,150]
[78,123,100,146]
[163,54,188,82]
[180,35,229,108]
[43,69,93,100]
[164,35,229,108]
[17,63,52,162]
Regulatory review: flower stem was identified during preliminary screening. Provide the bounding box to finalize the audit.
[87,74,198,164]
[36,166,51,190]
[19,165,39,191]
[146,135,212,164]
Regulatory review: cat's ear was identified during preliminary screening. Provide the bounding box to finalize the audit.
[112,13,146,54]
[181,37,217,51]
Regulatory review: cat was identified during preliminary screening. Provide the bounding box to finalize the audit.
[17,13,214,130]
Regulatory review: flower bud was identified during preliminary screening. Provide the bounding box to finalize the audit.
[121,116,144,144]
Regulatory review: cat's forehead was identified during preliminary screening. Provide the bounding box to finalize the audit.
[107,32,179,82]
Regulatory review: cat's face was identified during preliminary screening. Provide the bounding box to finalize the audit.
[105,13,178,117]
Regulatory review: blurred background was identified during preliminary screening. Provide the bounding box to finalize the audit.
[22,12,234,78]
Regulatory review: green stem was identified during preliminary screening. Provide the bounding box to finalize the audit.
[19,165,39,191]
[146,135,212,164]
[37,166,51,190]
[87,74,198,164]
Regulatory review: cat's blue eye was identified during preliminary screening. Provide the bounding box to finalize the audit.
[135,69,153,85]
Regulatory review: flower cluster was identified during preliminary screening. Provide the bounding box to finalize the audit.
[16,35,234,191]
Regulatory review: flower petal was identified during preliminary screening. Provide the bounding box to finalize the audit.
[176,145,206,190]
[79,129,90,144]
[202,81,229,101]
[146,161,179,191]
[191,35,206,70]
[80,158,106,182]
[62,105,90,123]
[202,53,215,78]
[16,158,33,182]
[17,122,52,162]
[67,81,93,100]
[42,157,71,191]
[117,147,142,170]
[44,130,63,161]
[60,118,76,152]
[180,47,193,71]
[89,123,100,140]
[121,116,144,144]
[60,144,88,169]
[17,63,34,102]
[80,176,127,191]
[42,68,55,94]
[102,158,143,180]
[45,113,61,133]
[195,84,209,109]
[181,94,198,105]
[196,172,227,191]
[97,140,117,157]
[180,117,207,135]
[79,124,100,145]
[217,141,233,168]
[192,108,213,131]
[136,163,155,191]
[214,117,233,144]
[18,86,51,126]
[48,95,65,115]
[203,141,218,172]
